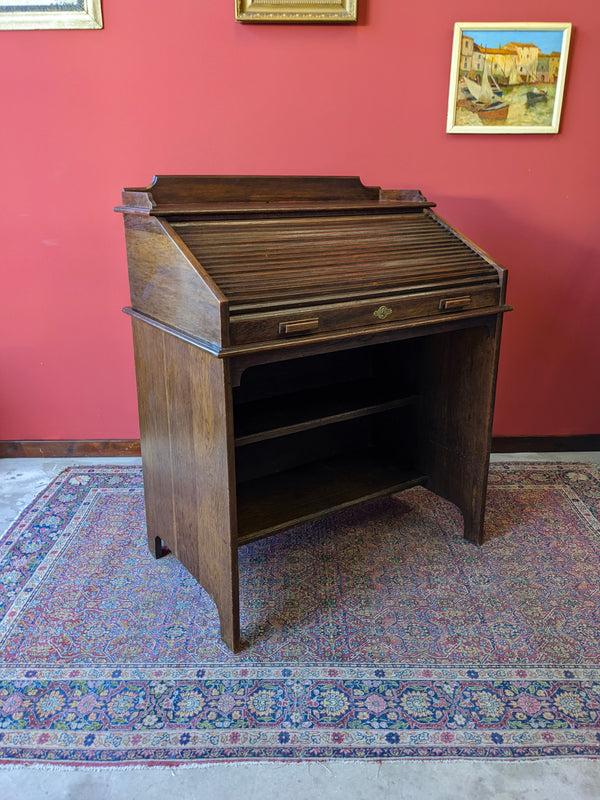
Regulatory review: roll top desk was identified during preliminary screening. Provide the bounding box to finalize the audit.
[116,175,510,652]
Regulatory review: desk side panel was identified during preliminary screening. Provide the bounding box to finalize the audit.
[419,315,504,545]
[123,214,226,346]
[130,316,240,650]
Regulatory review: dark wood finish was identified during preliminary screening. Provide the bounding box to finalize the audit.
[419,318,504,544]
[130,318,240,650]
[236,457,426,545]
[118,176,380,209]
[0,440,141,458]
[492,435,600,452]
[116,175,511,652]
[122,214,227,346]
[4,435,598,460]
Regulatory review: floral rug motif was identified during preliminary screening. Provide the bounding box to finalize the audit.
[0,463,599,764]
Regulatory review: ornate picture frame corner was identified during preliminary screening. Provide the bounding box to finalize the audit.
[235,0,358,24]
[0,0,103,31]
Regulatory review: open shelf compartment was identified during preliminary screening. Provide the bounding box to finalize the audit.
[236,450,427,545]
[232,340,425,545]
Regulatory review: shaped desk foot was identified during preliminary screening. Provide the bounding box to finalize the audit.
[460,504,487,547]
[216,602,242,654]
[148,535,167,559]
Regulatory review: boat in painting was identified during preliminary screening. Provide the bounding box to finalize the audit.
[458,60,510,121]
[526,87,548,107]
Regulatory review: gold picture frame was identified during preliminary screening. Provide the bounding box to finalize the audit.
[0,0,102,30]
[235,0,357,23]
[447,22,571,134]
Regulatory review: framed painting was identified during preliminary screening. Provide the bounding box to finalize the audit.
[0,0,102,30]
[235,1,357,23]
[446,22,571,134]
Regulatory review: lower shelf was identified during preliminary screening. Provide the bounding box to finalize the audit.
[236,450,427,545]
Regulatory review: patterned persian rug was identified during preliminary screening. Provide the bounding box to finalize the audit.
[1,463,599,765]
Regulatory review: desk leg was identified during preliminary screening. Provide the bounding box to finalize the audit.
[420,318,503,546]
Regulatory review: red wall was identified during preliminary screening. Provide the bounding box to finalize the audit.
[1,1,598,439]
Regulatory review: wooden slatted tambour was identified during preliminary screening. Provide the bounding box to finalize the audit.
[171,213,498,309]
[117,175,510,652]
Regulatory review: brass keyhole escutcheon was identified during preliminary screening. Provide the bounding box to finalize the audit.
[373,305,392,321]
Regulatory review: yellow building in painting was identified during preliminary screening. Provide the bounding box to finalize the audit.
[549,51,561,82]
[504,41,541,82]
[459,35,548,85]
[460,35,474,71]
[474,45,518,83]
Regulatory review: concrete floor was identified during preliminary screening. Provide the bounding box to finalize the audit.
[1,454,600,799]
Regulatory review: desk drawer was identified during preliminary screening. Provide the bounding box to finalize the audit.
[229,286,500,345]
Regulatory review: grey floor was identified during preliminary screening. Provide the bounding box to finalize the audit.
[1,454,600,799]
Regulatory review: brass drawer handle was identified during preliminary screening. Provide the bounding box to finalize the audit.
[278,318,319,335]
[439,296,472,311]
[373,305,393,321]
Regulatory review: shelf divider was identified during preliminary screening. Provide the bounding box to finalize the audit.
[234,384,420,446]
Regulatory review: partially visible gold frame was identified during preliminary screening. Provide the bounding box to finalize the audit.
[235,0,357,23]
[0,1,103,30]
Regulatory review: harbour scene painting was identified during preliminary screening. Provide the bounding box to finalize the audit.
[447,23,571,134]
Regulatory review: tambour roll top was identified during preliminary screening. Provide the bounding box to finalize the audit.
[116,175,508,354]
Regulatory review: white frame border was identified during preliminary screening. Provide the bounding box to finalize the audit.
[446,22,571,134]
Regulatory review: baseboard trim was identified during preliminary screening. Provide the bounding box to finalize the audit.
[1,436,599,459]
[0,441,141,458]
[491,435,600,453]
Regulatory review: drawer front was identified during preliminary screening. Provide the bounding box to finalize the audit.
[229,287,501,345]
